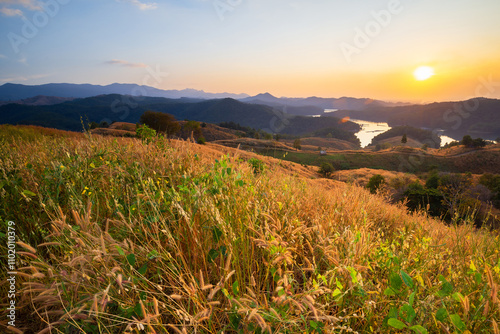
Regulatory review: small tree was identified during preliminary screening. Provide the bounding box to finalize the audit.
[319,162,334,177]
[275,134,281,141]
[461,135,473,147]
[293,138,301,151]
[366,174,385,194]
[401,134,407,144]
[140,110,180,137]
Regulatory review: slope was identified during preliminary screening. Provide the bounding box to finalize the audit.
[0,126,498,333]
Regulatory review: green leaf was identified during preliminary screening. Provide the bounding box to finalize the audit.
[388,307,399,319]
[390,272,403,292]
[435,307,448,322]
[388,318,407,330]
[401,304,416,324]
[437,275,453,297]
[115,245,125,256]
[437,281,454,297]
[450,314,466,332]
[232,281,239,296]
[212,226,223,243]
[138,263,148,276]
[410,325,428,334]
[336,278,344,290]
[147,250,159,260]
[347,267,358,284]
[332,288,342,297]
[229,313,241,330]
[133,303,143,318]
[383,287,397,296]
[401,270,414,288]
[208,248,219,263]
[452,292,464,303]
[22,189,36,197]
[409,291,416,307]
[126,254,136,267]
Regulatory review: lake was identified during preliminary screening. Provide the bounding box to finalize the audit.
[318,111,459,147]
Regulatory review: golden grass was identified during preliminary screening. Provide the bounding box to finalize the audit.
[0,127,499,333]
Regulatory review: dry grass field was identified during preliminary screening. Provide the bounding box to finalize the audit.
[1,125,499,333]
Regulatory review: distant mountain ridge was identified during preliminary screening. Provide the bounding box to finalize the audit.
[0,94,361,144]
[0,83,250,101]
[241,92,409,110]
[0,84,407,113]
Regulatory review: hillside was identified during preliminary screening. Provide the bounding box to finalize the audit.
[370,126,441,148]
[334,98,500,140]
[1,125,499,333]
[0,94,361,141]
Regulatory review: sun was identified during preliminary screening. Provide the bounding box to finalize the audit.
[413,66,435,81]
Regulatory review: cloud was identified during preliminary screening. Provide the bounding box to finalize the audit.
[0,54,7,59]
[0,0,42,10]
[118,0,158,11]
[0,7,23,16]
[105,59,148,68]
[0,0,42,17]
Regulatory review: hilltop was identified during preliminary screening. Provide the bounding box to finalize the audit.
[0,125,499,333]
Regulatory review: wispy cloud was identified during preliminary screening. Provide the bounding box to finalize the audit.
[0,54,7,59]
[105,59,148,68]
[0,0,42,10]
[0,0,42,17]
[0,7,23,16]
[118,0,157,11]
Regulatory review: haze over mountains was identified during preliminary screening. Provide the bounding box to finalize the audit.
[0,83,499,141]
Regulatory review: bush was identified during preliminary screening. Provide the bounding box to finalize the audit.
[197,136,206,145]
[248,158,265,174]
[319,162,335,177]
[136,124,156,143]
[403,182,445,217]
[366,174,385,194]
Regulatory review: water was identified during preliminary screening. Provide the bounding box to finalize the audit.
[339,118,459,148]
[439,135,458,147]
[349,119,391,148]
[314,111,460,147]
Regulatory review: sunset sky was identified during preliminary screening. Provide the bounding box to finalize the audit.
[1,0,500,102]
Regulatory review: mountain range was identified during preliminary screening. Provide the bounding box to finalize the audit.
[0,83,249,101]
[0,94,361,143]
[1,83,499,141]
[0,83,406,112]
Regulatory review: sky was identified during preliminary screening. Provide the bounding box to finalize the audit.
[1,0,500,102]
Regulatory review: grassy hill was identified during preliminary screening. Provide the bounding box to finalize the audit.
[1,125,499,333]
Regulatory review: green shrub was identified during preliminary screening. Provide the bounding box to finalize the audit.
[197,136,206,145]
[136,124,156,143]
[248,158,265,174]
[367,174,385,194]
[319,162,335,177]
